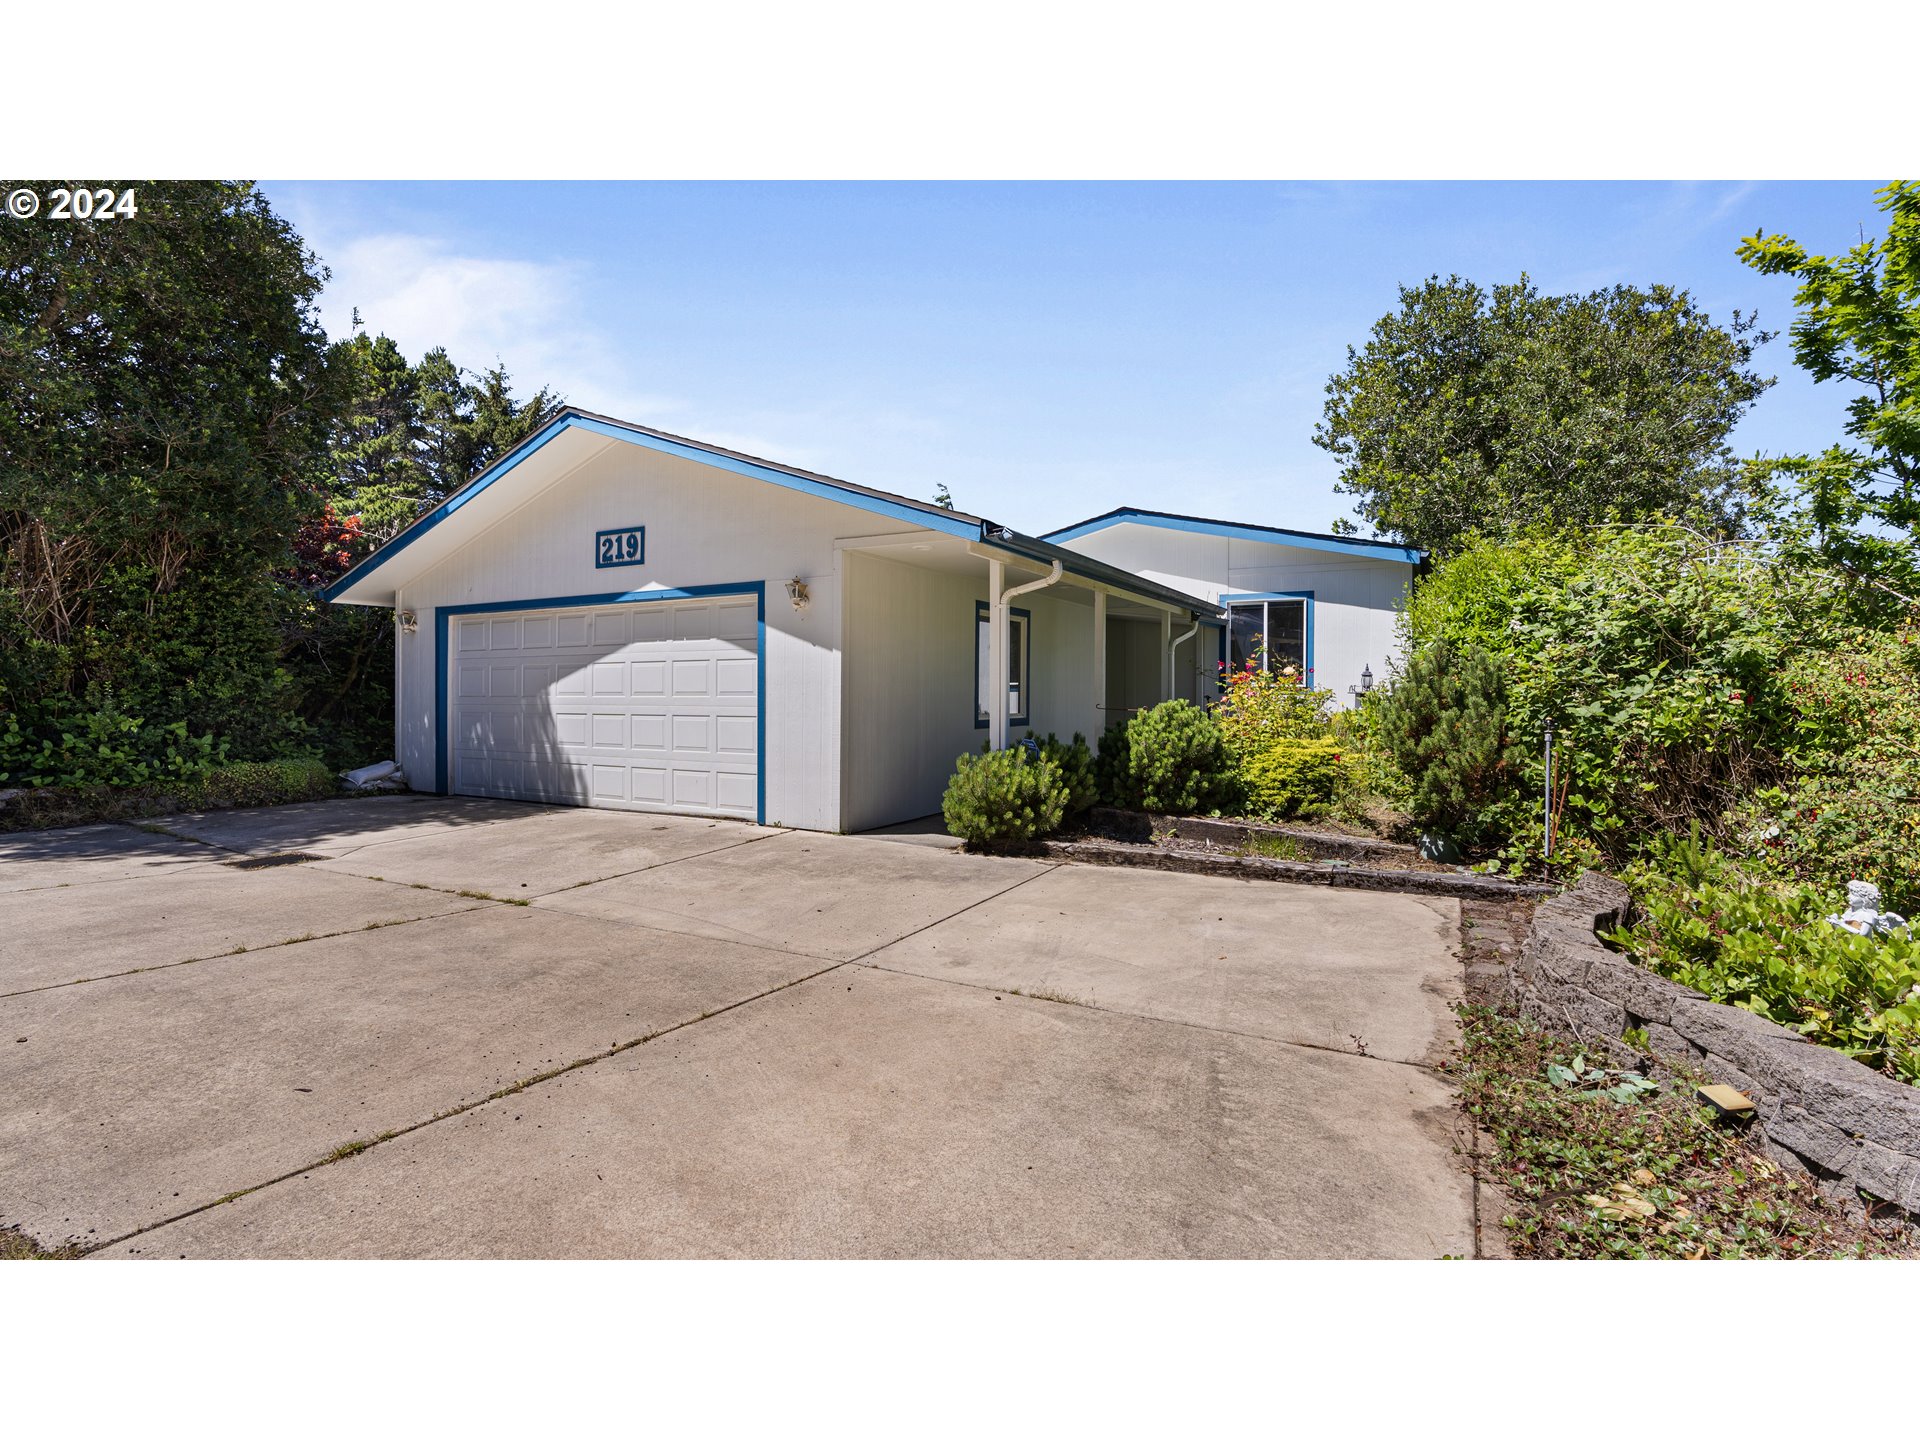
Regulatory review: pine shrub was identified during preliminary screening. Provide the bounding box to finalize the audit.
[1037,732,1098,814]
[1122,700,1235,815]
[1375,642,1522,843]
[942,746,1069,846]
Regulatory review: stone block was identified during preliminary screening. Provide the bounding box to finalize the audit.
[1767,1102,1861,1174]
[1580,954,1690,1027]
[1670,997,1807,1078]
[1642,1022,1702,1065]
[1849,1140,1920,1212]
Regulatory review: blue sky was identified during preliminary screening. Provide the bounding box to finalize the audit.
[267,181,1890,536]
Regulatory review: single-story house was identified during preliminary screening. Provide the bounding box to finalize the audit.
[325,407,1420,833]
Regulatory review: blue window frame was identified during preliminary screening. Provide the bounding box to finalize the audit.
[1220,591,1314,684]
[974,601,1031,729]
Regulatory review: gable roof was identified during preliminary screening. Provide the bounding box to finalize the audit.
[1040,506,1425,566]
[322,407,1220,617]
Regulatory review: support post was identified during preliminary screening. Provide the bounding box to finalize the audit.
[988,558,1008,750]
[1091,590,1107,739]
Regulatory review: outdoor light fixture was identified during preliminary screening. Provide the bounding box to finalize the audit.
[1348,663,1373,697]
[396,609,418,635]
[786,578,810,611]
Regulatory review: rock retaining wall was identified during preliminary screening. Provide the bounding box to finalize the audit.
[1514,871,1920,1225]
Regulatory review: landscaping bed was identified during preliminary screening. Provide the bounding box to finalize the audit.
[1450,1003,1911,1258]
[1046,806,1556,902]
[1451,890,1911,1258]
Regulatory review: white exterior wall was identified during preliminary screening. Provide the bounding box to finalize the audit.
[841,550,1102,831]
[1058,524,1414,703]
[393,442,925,833]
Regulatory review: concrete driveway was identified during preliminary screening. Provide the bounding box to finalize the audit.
[0,796,1474,1258]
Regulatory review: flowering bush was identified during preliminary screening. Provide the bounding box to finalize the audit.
[1214,658,1335,760]
[942,746,1069,846]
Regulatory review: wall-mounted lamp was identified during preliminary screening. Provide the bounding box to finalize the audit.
[397,609,419,635]
[785,578,811,611]
[1348,663,1373,697]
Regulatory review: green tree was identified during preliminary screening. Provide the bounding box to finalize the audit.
[1737,181,1920,595]
[1314,276,1773,557]
[0,180,345,780]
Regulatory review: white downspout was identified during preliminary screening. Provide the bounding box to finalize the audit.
[393,588,405,777]
[1168,614,1200,702]
[1159,610,1173,698]
[990,558,1064,749]
[1091,589,1107,739]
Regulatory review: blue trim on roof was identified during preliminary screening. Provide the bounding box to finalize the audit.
[433,582,765,824]
[1040,508,1423,566]
[326,411,980,601]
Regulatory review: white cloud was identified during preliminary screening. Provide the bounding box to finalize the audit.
[309,229,637,416]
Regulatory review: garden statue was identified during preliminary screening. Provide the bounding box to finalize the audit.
[1827,880,1907,936]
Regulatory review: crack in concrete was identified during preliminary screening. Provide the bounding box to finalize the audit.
[853,956,1447,1075]
[72,857,1065,1258]
[0,906,492,1000]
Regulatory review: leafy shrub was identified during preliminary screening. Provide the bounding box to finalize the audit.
[1618,830,1920,1086]
[1735,624,1920,911]
[1374,641,1523,844]
[942,746,1069,846]
[1119,700,1235,815]
[191,757,337,809]
[1240,736,1344,820]
[1037,732,1097,815]
[0,708,223,789]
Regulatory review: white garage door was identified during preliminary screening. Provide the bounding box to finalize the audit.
[449,594,758,819]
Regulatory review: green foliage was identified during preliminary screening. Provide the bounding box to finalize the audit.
[1314,275,1771,557]
[0,183,561,793]
[1239,736,1344,820]
[1456,1005,1891,1258]
[1118,700,1234,815]
[1374,641,1522,843]
[1094,722,1133,809]
[1619,832,1920,1086]
[1737,182,1920,587]
[1735,623,1920,910]
[1036,731,1097,814]
[0,181,341,782]
[1395,525,1910,879]
[190,756,337,809]
[1327,693,1412,824]
[942,746,1069,846]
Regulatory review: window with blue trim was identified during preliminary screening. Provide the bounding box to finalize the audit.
[975,602,1031,727]
[1227,598,1307,679]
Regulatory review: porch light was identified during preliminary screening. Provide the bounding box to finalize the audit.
[396,609,418,635]
[1349,663,1372,697]
[786,578,811,611]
